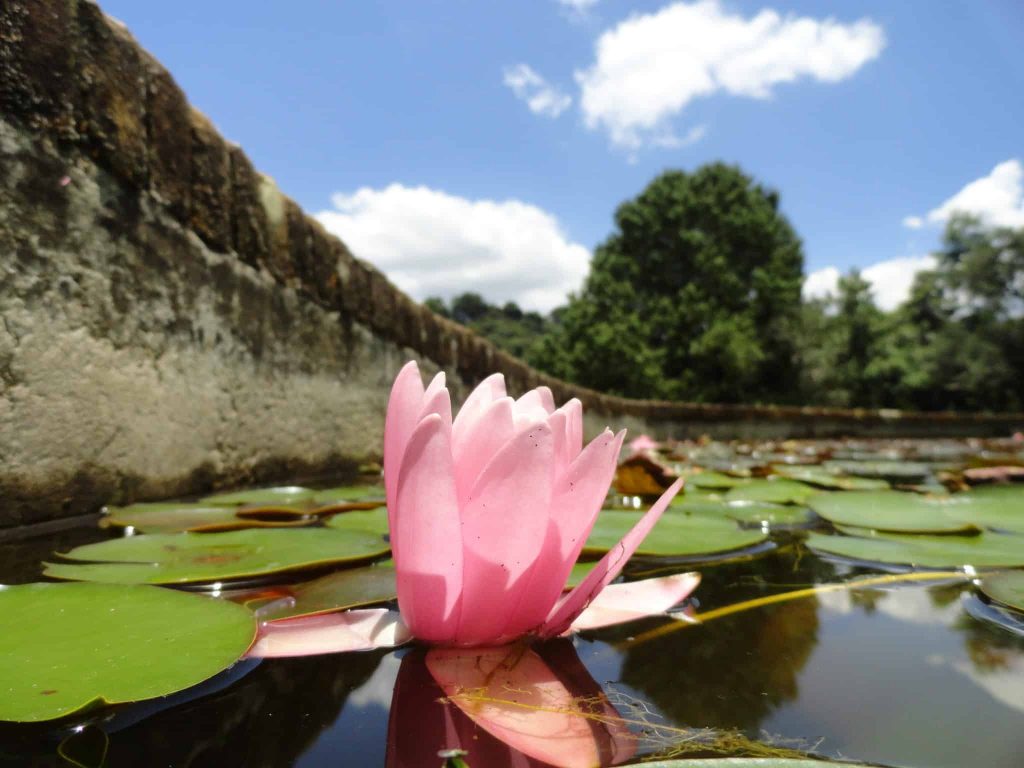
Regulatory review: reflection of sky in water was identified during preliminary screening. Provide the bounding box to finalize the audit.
[294,651,401,768]
[768,585,1024,768]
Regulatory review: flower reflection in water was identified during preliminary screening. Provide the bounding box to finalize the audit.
[387,641,635,768]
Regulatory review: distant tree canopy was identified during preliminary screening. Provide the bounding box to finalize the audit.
[425,293,552,361]
[532,164,805,402]
[422,168,1024,413]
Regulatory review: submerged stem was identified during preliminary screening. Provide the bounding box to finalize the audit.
[620,570,969,647]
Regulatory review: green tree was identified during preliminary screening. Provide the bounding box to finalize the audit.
[532,164,805,402]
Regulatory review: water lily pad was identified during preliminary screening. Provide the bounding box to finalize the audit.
[311,484,386,503]
[584,509,767,558]
[978,571,1024,612]
[200,486,317,506]
[724,479,819,506]
[324,506,390,537]
[0,582,254,722]
[103,503,248,534]
[565,561,597,588]
[43,528,390,585]
[771,465,889,491]
[809,490,1024,533]
[822,460,931,484]
[675,499,813,527]
[687,471,749,490]
[255,564,398,621]
[806,530,1024,568]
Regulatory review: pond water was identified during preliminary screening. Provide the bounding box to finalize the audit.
[1,438,1023,767]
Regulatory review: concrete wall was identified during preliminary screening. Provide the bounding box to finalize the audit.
[2,1,1022,527]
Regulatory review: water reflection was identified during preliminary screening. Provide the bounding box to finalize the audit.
[387,642,634,767]
[614,552,826,732]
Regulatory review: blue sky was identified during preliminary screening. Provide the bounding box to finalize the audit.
[101,0,1024,311]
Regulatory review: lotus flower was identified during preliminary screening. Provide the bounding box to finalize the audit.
[384,361,686,647]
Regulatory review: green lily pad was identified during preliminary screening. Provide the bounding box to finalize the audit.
[102,502,315,534]
[0,582,254,722]
[311,484,385,504]
[43,528,391,585]
[584,509,767,559]
[724,479,819,506]
[675,499,813,527]
[822,460,931,484]
[323,506,390,537]
[687,471,749,490]
[978,571,1024,612]
[255,564,398,621]
[103,503,246,534]
[200,486,317,506]
[809,490,1024,533]
[771,465,890,491]
[805,530,1024,569]
[565,560,597,588]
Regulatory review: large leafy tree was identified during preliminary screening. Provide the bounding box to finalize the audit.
[533,164,805,402]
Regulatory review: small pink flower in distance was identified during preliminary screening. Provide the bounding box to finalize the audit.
[384,361,684,647]
[627,434,660,456]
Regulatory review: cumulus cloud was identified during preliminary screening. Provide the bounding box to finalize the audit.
[905,159,1024,230]
[558,0,599,11]
[803,255,936,311]
[316,184,590,313]
[503,64,573,118]
[576,0,885,148]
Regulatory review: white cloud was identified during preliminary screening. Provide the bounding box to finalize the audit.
[902,215,924,230]
[576,0,885,149]
[803,266,841,303]
[803,255,936,311]
[503,63,572,118]
[908,159,1024,230]
[316,184,591,313]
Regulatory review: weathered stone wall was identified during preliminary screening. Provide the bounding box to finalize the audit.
[2,1,1022,527]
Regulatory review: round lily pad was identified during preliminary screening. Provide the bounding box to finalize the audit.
[978,571,1024,612]
[0,582,255,722]
[311,484,386,504]
[324,507,389,537]
[103,502,313,534]
[724,479,819,506]
[822,460,931,484]
[805,530,1024,569]
[254,564,398,621]
[200,486,317,506]
[687,471,749,490]
[676,499,813,527]
[584,509,767,558]
[771,465,889,491]
[43,528,391,585]
[808,491,977,533]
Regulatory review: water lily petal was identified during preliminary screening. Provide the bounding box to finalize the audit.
[539,478,684,638]
[455,422,555,646]
[563,398,583,462]
[452,373,506,441]
[395,414,464,644]
[426,644,634,768]
[452,397,515,505]
[498,429,624,639]
[246,608,410,658]
[568,572,700,632]
[384,361,425,544]
[418,372,453,431]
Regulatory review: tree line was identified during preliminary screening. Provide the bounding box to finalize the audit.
[426,164,1024,412]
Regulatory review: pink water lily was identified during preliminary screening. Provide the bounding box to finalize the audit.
[384,361,686,647]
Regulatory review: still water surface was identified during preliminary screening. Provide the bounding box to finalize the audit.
[2,525,1022,767]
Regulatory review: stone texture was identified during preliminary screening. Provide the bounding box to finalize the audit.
[188,108,232,253]
[143,49,190,223]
